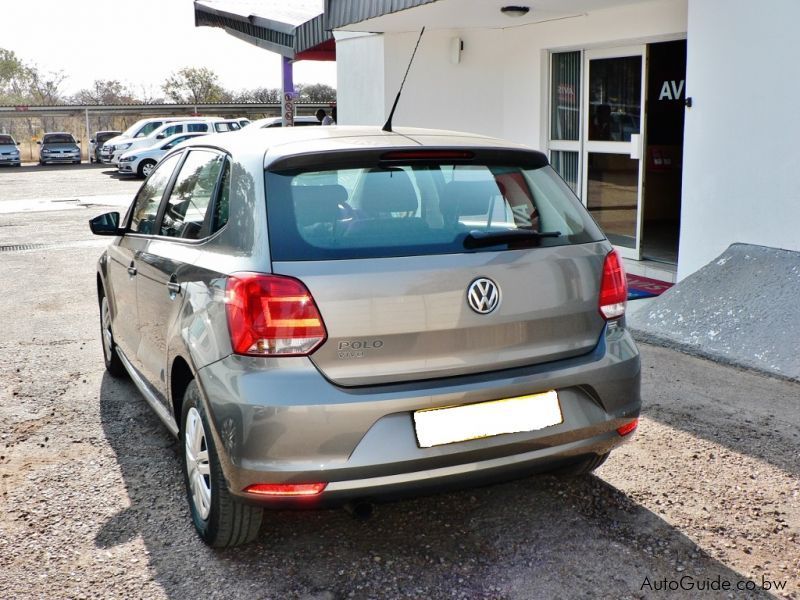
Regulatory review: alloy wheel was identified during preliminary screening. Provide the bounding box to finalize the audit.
[101,296,113,362]
[185,407,212,521]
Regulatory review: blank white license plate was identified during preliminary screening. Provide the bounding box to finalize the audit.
[413,390,563,448]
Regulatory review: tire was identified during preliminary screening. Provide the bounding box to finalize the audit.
[99,292,126,378]
[181,381,263,547]
[138,159,156,179]
[551,452,610,476]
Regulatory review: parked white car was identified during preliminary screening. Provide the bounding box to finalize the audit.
[105,119,224,166]
[100,117,222,165]
[117,132,209,178]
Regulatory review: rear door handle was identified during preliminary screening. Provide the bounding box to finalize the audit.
[166,278,181,295]
[127,263,137,277]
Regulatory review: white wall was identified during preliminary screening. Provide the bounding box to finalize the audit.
[334,32,387,126]
[381,28,507,136]
[678,0,800,278]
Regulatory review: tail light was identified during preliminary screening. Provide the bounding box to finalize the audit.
[243,483,327,497]
[599,250,627,320]
[225,273,327,356]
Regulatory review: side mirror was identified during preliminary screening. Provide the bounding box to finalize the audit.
[36,141,41,145]
[156,133,166,139]
[89,212,124,236]
[76,140,81,144]
[90,138,95,143]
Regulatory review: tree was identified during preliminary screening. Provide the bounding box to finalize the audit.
[235,87,281,103]
[0,48,33,103]
[73,79,136,105]
[162,67,228,104]
[295,83,336,103]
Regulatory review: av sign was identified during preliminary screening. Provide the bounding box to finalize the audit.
[659,79,685,101]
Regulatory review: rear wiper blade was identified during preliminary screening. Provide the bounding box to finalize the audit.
[463,229,562,249]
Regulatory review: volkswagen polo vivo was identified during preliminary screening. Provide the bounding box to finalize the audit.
[90,126,640,547]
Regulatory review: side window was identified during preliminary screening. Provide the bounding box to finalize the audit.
[163,125,182,137]
[128,153,182,234]
[211,159,231,234]
[160,150,224,239]
[163,135,189,150]
[187,123,208,132]
[136,121,163,138]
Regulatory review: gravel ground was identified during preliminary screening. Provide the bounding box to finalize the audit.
[0,171,798,598]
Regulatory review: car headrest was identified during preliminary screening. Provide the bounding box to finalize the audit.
[291,184,348,227]
[361,168,418,215]
[440,180,500,219]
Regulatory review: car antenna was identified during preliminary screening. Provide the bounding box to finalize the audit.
[382,27,426,133]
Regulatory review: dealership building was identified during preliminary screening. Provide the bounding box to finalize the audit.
[197,0,800,281]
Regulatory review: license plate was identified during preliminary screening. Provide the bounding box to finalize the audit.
[413,390,563,448]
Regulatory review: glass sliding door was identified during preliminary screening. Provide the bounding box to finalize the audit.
[582,46,647,259]
[549,51,581,194]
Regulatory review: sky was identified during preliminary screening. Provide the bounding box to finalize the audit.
[0,0,337,97]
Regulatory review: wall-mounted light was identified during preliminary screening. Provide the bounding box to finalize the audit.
[500,5,530,17]
[450,37,463,64]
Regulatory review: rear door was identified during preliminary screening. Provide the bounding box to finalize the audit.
[265,153,609,387]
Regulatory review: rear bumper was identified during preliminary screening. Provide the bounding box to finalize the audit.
[195,324,640,505]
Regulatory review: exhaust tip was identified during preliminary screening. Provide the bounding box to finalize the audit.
[345,500,374,521]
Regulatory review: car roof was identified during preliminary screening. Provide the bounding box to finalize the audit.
[177,126,535,169]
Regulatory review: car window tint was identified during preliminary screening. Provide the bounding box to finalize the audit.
[128,153,182,234]
[163,135,190,150]
[211,159,231,234]
[136,122,163,138]
[160,150,224,239]
[265,163,603,260]
[162,125,182,137]
[187,123,208,132]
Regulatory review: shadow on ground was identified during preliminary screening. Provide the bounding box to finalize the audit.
[95,372,771,599]
[637,343,800,477]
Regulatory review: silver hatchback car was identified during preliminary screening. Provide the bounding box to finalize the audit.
[90,126,640,547]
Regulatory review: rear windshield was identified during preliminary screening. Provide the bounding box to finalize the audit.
[43,134,75,144]
[0,135,14,144]
[265,162,603,261]
[96,132,120,143]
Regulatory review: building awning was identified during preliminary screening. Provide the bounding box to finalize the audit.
[324,0,652,32]
[324,0,438,30]
[194,0,335,60]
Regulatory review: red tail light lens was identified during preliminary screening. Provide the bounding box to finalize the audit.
[244,483,327,497]
[617,418,639,437]
[225,273,327,356]
[599,250,627,320]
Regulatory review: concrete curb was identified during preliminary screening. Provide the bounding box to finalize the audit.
[627,243,800,383]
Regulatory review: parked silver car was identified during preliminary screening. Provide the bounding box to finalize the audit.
[0,134,21,167]
[89,130,121,164]
[90,126,640,547]
[38,132,81,165]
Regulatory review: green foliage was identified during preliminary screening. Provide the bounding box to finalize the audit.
[162,67,229,104]
[295,83,336,103]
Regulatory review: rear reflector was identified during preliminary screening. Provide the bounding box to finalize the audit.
[244,483,327,497]
[599,249,627,320]
[616,418,639,437]
[225,273,327,356]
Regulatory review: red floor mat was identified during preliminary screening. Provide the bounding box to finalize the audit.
[627,273,674,299]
